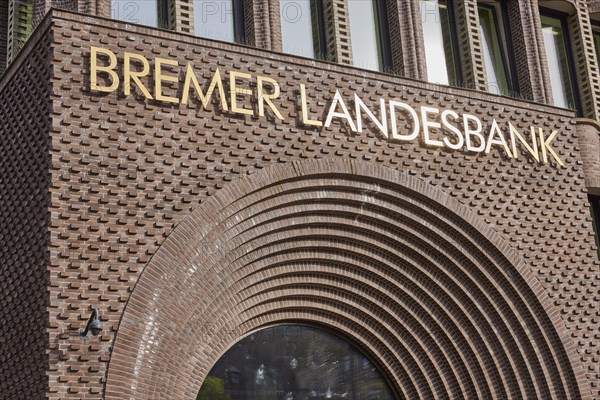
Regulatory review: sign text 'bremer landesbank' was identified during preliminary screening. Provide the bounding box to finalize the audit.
[89,47,564,166]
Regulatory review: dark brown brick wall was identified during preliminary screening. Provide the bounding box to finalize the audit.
[1,8,599,399]
[577,119,600,191]
[44,10,599,399]
[0,0,8,75]
[0,16,52,399]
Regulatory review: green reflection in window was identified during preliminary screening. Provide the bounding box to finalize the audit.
[540,14,575,109]
[478,4,510,95]
[420,0,458,85]
[197,325,395,400]
[348,0,383,71]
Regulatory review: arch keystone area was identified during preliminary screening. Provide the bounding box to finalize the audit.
[105,160,588,400]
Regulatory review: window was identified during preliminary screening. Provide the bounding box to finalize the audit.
[197,325,395,399]
[420,0,460,85]
[7,0,33,63]
[478,2,514,95]
[347,0,391,71]
[194,0,245,43]
[540,11,578,110]
[112,0,166,28]
[280,0,326,59]
[589,195,600,259]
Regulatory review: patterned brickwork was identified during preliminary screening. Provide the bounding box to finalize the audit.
[453,0,488,91]
[0,0,8,75]
[267,0,281,52]
[0,15,52,399]
[574,0,600,120]
[577,119,600,190]
[32,0,76,26]
[0,7,599,398]
[169,0,193,34]
[107,161,586,399]
[245,0,273,49]
[242,0,257,46]
[35,10,600,399]
[386,0,426,80]
[323,0,352,65]
[507,0,551,103]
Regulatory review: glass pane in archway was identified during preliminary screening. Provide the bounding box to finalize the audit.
[197,324,395,400]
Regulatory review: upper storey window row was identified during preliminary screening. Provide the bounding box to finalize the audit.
[107,0,588,113]
[540,10,578,110]
[280,0,392,72]
[420,0,515,95]
[112,0,244,42]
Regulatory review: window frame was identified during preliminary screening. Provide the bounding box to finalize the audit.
[374,0,393,72]
[347,0,393,72]
[314,0,328,59]
[539,6,582,113]
[233,0,246,44]
[419,0,463,86]
[159,0,169,29]
[279,0,328,60]
[192,0,245,44]
[477,1,518,95]
[444,0,463,85]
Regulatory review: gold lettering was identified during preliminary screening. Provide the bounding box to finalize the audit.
[155,57,179,104]
[90,47,119,92]
[509,123,539,162]
[257,76,284,120]
[355,94,387,137]
[485,119,513,158]
[124,52,153,99]
[441,110,464,150]
[421,107,444,147]
[463,114,485,152]
[300,84,322,127]
[389,101,419,140]
[181,65,229,110]
[230,71,253,115]
[539,129,564,166]
[324,90,357,132]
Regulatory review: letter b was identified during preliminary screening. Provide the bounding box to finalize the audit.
[90,47,119,93]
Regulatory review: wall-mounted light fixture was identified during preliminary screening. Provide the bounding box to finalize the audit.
[80,308,103,339]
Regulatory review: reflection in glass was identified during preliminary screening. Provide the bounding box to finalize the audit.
[197,325,395,400]
[420,0,457,85]
[541,15,575,109]
[112,0,160,27]
[478,4,510,95]
[348,0,382,71]
[194,0,236,42]
[280,0,319,58]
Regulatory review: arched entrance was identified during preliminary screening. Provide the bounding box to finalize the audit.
[196,324,395,400]
[105,160,585,399]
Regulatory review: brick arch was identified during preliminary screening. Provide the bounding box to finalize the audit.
[105,160,587,399]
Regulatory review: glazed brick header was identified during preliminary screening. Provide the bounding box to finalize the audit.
[1,9,595,399]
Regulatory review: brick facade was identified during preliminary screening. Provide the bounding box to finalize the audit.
[1,4,600,400]
[0,15,52,399]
